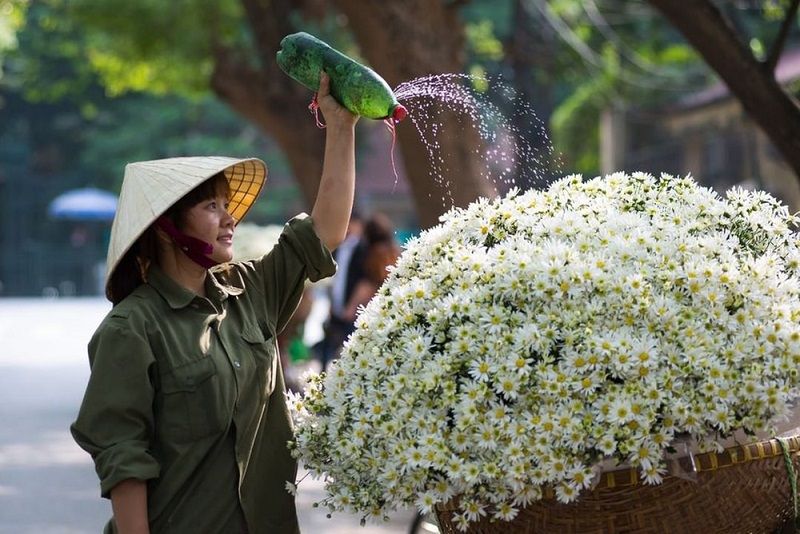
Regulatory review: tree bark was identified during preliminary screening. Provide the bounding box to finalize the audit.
[210,0,327,211]
[211,49,325,210]
[647,0,800,184]
[333,0,496,228]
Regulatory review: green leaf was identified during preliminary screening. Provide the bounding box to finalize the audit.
[465,20,504,62]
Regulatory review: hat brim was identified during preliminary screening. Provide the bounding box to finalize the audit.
[224,159,267,223]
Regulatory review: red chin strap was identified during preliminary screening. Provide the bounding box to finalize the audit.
[156,216,219,269]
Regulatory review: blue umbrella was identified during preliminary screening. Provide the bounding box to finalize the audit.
[48,187,118,221]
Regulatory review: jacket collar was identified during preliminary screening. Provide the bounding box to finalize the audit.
[148,264,245,309]
[147,265,196,309]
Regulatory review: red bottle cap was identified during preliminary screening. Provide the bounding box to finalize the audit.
[391,104,408,123]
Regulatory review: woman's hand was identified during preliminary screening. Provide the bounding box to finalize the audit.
[317,71,359,130]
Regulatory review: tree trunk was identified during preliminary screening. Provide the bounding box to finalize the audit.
[210,0,327,211]
[211,51,325,210]
[647,0,800,184]
[333,0,496,228]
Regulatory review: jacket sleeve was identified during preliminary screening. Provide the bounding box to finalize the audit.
[240,213,337,334]
[70,319,160,498]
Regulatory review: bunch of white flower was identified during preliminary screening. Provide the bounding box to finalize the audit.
[288,172,800,531]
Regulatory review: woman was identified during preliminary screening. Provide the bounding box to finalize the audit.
[343,213,401,322]
[71,73,357,534]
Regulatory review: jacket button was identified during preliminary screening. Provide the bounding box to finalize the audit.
[233,361,241,369]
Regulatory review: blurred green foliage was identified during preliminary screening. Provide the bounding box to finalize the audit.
[4,0,799,182]
[0,0,26,46]
[458,0,705,174]
[65,0,244,97]
[0,1,298,226]
[0,0,28,76]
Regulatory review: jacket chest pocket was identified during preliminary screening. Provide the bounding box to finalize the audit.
[159,356,228,442]
[241,324,276,400]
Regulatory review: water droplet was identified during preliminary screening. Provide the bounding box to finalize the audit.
[392,73,558,208]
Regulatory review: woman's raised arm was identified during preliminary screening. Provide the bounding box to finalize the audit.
[310,72,359,252]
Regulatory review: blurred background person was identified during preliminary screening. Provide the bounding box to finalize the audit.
[321,211,364,370]
[343,212,401,322]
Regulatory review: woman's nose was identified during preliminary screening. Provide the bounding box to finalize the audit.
[223,208,235,226]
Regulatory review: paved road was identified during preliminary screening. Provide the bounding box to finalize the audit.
[0,298,417,533]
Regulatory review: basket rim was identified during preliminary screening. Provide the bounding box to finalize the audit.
[584,433,800,492]
[436,433,800,511]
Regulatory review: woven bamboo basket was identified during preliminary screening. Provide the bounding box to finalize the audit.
[435,435,800,533]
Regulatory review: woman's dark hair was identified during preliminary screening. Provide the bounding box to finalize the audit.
[361,212,400,285]
[364,240,400,285]
[106,172,230,305]
[363,212,394,245]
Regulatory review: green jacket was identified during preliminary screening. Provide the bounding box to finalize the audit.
[71,215,336,534]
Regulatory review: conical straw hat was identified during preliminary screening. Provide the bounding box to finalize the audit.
[106,156,267,287]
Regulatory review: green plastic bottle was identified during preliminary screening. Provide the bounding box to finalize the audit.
[276,32,407,122]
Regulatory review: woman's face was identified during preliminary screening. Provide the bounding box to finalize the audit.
[182,192,235,264]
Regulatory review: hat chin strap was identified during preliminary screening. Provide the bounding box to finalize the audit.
[156,216,219,269]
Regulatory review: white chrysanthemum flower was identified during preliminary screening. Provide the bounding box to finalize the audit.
[567,463,596,490]
[494,501,520,522]
[414,490,439,515]
[288,173,800,530]
[555,482,580,503]
[452,512,471,532]
[468,358,493,382]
